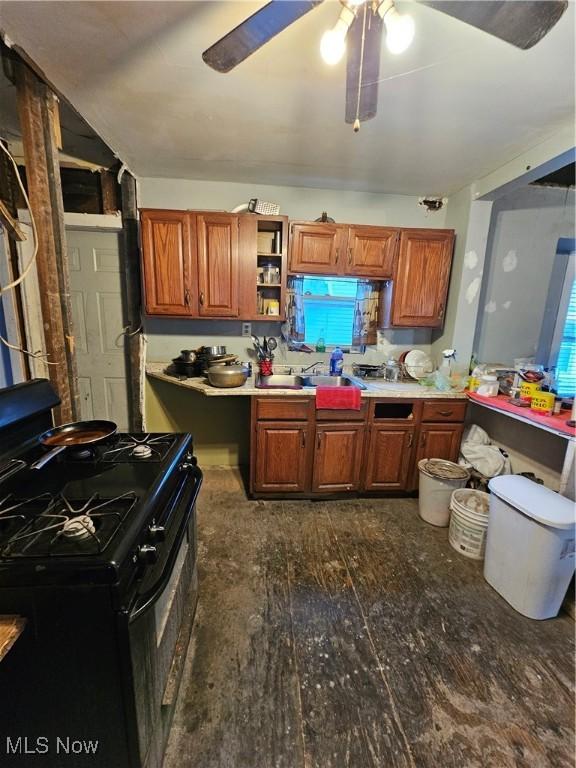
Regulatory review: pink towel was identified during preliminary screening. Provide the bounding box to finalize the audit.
[316,386,362,410]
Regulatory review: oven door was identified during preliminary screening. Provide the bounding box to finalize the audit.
[126,465,202,768]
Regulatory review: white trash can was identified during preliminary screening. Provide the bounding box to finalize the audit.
[485,475,576,620]
[418,459,470,527]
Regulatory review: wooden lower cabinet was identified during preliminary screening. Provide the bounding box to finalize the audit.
[416,423,464,463]
[410,422,464,490]
[253,421,310,493]
[250,397,466,498]
[363,425,414,491]
[312,423,365,493]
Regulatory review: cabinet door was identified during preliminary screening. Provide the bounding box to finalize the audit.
[254,422,310,493]
[391,229,454,326]
[345,226,398,278]
[195,213,239,316]
[141,210,192,315]
[363,425,414,491]
[289,223,345,274]
[312,424,365,493]
[410,423,464,491]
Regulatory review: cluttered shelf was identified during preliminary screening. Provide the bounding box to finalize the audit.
[468,392,576,439]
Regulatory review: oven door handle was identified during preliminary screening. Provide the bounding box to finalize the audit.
[129,466,202,624]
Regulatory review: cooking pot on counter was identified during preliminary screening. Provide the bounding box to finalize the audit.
[206,364,249,388]
[172,350,197,377]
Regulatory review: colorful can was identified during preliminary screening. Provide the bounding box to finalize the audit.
[530,392,555,415]
[520,381,541,402]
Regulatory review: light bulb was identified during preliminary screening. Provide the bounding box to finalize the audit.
[384,6,415,54]
[320,28,347,65]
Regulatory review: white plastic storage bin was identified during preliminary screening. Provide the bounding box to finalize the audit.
[485,475,576,620]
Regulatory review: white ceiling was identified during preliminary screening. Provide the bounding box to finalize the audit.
[0,0,574,195]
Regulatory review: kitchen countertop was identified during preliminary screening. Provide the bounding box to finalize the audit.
[146,363,468,399]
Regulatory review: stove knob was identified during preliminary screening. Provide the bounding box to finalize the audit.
[148,524,165,543]
[137,544,158,564]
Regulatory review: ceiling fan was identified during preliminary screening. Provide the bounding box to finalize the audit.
[202,0,568,131]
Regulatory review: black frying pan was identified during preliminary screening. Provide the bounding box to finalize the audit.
[31,420,118,470]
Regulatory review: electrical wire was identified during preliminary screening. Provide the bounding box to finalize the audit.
[0,140,39,295]
[0,139,55,366]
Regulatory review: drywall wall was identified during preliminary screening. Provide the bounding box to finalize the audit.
[145,377,250,467]
[467,403,567,491]
[140,176,450,363]
[474,185,575,364]
[138,178,448,228]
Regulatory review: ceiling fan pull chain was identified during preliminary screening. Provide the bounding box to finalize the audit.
[354,3,369,133]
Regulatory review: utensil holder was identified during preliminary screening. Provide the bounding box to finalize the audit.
[259,359,273,377]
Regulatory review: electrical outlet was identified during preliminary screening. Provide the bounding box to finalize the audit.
[241,322,252,338]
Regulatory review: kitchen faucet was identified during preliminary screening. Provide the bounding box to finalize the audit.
[300,361,324,374]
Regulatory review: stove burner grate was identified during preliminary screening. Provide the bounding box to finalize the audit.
[0,491,138,557]
[101,434,176,463]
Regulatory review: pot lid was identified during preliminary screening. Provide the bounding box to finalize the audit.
[488,475,575,529]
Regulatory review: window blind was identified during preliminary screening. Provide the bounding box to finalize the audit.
[302,277,358,347]
[556,278,576,397]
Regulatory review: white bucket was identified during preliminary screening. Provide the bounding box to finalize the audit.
[449,489,490,560]
[418,459,470,527]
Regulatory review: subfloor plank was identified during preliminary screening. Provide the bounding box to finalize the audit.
[164,469,575,768]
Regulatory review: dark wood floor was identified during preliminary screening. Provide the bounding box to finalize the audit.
[164,469,575,768]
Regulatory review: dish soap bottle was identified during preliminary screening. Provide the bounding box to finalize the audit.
[315,331,326,353]
[330,347,344,376]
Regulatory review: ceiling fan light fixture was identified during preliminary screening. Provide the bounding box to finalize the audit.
[380,3,415,55]
[320,5,356,65]
[320,28,347,64]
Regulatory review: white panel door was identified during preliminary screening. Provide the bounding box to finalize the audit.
[67,229,129,430]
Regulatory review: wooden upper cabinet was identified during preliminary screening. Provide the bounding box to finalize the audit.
[195,213,239,317]
[289,223,345,274]
[141,210,192,315]
[289,221,400,278]
[388,229,454,327]
[345,226,398,278]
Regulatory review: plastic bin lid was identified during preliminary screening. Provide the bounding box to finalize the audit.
[488,475,575,529]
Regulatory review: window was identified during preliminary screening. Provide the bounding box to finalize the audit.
[555,277,576,397]
[302,276,358,348]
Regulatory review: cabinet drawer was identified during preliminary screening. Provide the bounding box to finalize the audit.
[421,401,466,422]
[254,397,311,421]
[316,401,368,422]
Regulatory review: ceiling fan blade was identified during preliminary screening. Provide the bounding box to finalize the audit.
[419,0,568,50]
[203,0,323,73]
[345,7,383,124]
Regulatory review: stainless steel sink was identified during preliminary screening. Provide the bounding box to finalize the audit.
[255,374,305,389]
[301,375,366,390]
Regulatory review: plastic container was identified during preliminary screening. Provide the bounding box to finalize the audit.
[417,459,470,527]
[329,347,344,376]
[449,489,490,560]
[485,475,576,620]
[530,391,554,415]
[477,374,499,397]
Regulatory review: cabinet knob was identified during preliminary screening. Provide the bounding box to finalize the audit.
[438,303,445,320]
[407,433,413,448]
[348,247,353,265]
[438,410,453,417]
[317,432,322,449]
[199,291,205,306]
[335,248,340,264]
[184,289,190,307]
[301,431,306,448]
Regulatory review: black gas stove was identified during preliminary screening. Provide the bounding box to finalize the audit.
[0,380,202,768]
